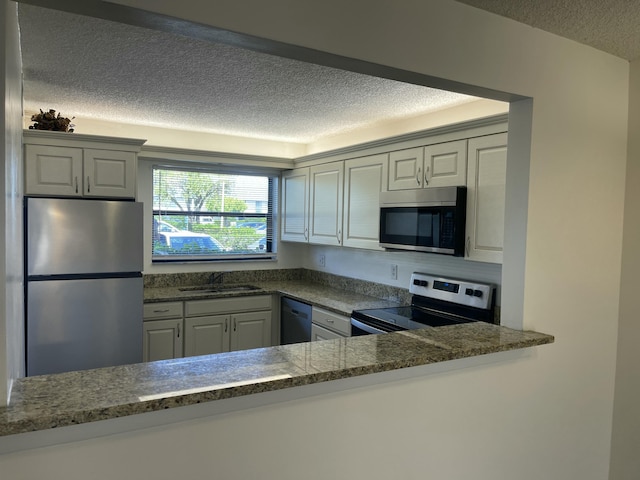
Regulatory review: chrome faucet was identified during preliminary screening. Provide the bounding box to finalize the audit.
[209,271,225,286]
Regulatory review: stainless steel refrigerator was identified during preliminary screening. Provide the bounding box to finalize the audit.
[25,197,143,376]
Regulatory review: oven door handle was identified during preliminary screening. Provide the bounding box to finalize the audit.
[350,317,389,334]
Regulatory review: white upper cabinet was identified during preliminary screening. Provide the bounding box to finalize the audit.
[465,133,508,263]
[25,145,83,197]
[280,116,508,255]
[342,153,388,250]
[83,149,136,198]
[281,167,310,243]
[309,162,344,246]
[388,147,424,190]
[389,140,467,190]
[423,139,467,187]
[23,130,144,199]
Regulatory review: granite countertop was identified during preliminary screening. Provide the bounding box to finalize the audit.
[0,322,553,436]
[0,275,554,437]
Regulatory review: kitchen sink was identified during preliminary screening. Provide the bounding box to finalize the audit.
[178,284,261,293]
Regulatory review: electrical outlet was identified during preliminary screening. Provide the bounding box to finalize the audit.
[390,264,398,280]
[319,254,326,267]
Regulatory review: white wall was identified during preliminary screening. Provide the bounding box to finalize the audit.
[0,1,631,479]
[609,58,640,480]
[1,0,23,406]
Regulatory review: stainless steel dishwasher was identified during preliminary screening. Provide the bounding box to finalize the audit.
[280,297,312,344]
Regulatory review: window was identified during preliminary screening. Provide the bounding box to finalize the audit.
[152,166,276,261]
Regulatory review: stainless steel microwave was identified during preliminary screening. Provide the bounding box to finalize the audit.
[379,186,467,256]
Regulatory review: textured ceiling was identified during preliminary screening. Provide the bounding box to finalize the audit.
[18,4,478,144]
[456,0,640,61]
[19,1,636,145]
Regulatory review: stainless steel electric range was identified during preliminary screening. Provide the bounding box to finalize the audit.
[350,272,496,335]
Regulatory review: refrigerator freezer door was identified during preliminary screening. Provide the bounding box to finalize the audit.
[27,276,143,376]
[27,197,143,276]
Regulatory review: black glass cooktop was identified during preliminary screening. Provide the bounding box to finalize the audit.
[351,305,474,332]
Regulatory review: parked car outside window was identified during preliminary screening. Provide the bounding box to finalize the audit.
[248,237,266,251]
[156,231,228,254]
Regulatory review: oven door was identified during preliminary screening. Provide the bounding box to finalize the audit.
[350,317,403,336]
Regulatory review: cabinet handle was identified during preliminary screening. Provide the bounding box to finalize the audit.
[86,176,91,193]
[177,323,181,338]
[416,167,421,186]
[337,229,341,244]
[304,227,308,241]
[74,176,78,194]
[425,166,430,185]
[466,236,470,256]
[326,318,335,323]
[233,317,237,332]
[225,318,228,332]
[153,309,170,313]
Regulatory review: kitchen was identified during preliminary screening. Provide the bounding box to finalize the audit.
[15,4,516,375]
[0,2,632,478]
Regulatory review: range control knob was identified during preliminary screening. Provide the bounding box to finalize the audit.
[473,290,483,298]
[419,280,428,287]
[413,279,421,286]
[465,288,474,296]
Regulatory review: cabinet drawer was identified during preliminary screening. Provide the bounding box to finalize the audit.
[144,302,183,320]
[185,295,272,317]
[311,306,351,336]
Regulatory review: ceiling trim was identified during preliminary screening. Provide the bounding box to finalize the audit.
[138,146,294,170]
[295,113,509,165]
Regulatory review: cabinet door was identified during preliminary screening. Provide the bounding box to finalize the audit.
[281,168,310,242]
[388,147,424,190]
[309,162,344,245]
[466,133,508,263]
[424,140,467,187]
[230,311,272,351]
[184,315,230,356]
[25,145,83,196]
[143,319,183,362]
[311,323,345,341]
[84,149,136,198]
[342,154,388,250]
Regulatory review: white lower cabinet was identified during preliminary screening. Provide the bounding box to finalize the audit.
[184,295,272,356]
[143,296,273,361]
[311,323,344,341]
[310,306,351,340]
[143,302,184,362]
[184,314,229,356]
